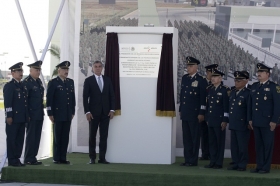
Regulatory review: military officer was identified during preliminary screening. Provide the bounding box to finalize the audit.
[199,64,218,161]
[46,61,76,164]
[23,61,44,165]
[227,71,251,171]
[4,62,28,166]
[205,69,230,169]
[179,56,208,166]
[248,63,280,174]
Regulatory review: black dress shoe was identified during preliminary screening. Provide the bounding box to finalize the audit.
[259,170,270,174]
[88,159,95,164]
[25,161,42,165]
[229,161,235,165]
[250,169,260,173]
[186,163,197,167]
[213,165,222,169]
[227,166,238,170]
[8,162,21,167]
[237,168,246,171]
[53,160,61,164]
[98,159,110,164]
[60,160,70,164]
[199,157,210,160]
[180,162,188,166]
[204,164,215,168]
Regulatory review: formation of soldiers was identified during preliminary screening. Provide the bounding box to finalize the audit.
[180,56,280,174]
[3,61,75,166]
[79,18,138,77]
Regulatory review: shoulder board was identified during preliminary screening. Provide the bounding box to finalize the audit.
[269,80,276,84]
[244,87,251,91]
[222,85,229,89]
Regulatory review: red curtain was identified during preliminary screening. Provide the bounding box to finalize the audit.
[104,32,121,115]
[156,33,176,117]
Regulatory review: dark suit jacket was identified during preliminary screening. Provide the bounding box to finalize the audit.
[83,75,115,116]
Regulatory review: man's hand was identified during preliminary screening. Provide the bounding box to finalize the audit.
[249,121,253,130]
[108,111,114,119]
[221,122,227,131]
[198,115,204,123]
[6,117,13,125]
[270,122,277,131]
[86,113,94,122]
[49,116,54,123]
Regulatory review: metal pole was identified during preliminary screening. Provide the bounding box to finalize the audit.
[39,0,66,85]
[272,24,277,43]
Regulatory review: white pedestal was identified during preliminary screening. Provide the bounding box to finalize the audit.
[105,27,178,164]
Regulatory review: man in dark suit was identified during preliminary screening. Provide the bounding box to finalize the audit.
[23,61,45,165]
[205,69,230,169]
[46,61,76,164]
[227,71,251,171]
[199,64,218,160]
[4,62,28,166]
[83,61,115,164]
[248,63,280,174]
[179,56,207,166]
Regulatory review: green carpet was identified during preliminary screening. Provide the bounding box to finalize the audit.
[2,153,280,186]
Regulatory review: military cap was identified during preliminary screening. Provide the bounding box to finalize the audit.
[186,56,200,65]
[56,61,71,69]
[9,62,23,72]
[234,71,248,79]
[256,63,271,72]
[205,64,218,72]
[240,70,249,79]
[27,60,42,69]
[212,69,224,76]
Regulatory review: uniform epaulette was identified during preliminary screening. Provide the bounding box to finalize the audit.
[245,87,251,90]
[24,76,30,81]
[222,85,229,89]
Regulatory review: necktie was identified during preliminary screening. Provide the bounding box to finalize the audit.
[98,76,102,92]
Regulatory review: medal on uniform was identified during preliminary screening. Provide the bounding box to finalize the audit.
[190,92,192,94]
[264,95,267,100]
[191,80,198,87]
[18,92,20,98]
[238,101,241,105]
[217,100,219,103]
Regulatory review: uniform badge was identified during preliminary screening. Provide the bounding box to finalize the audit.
[252,90,256,92]
[191,80,198,87]
[264,96,267,100]
[238,101,241,105]
[276,86,280,93]
[264,88,270,91]
[217,92,222,95]
[217,100,219,103]
[57,85,63,88]
[227,90,231,96]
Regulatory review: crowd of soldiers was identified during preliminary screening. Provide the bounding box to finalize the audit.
[179,56,280,174]
[79,17,138,77]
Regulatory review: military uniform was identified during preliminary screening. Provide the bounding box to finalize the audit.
[228,71,251,171]
[23,61,45,165]
[4,62,28,166]
[248,63,280,173]
[205,69,229,169]
[46,61,76,164]
[199,64,218,160]
[179,56,207,166]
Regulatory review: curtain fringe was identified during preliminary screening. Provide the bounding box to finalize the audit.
[114,110,121,116]
[156,110,176,117]
[247,164,280,169]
